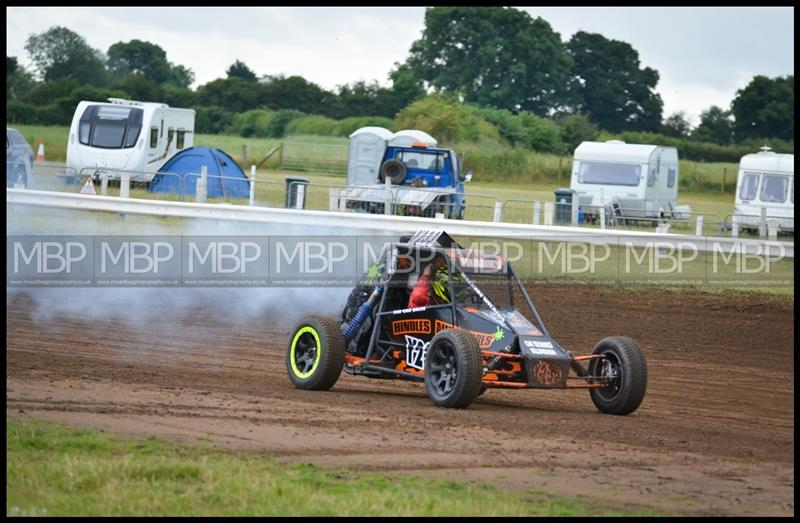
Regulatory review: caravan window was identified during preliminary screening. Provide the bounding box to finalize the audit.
[739,173,759,200]
[150,127,158,149]
[578,162,641,186]
[667,167,677,188]
[647,167,657,187]
[176,130,186,149]
[759,175,789,203]
[78,105,143,149]
[167,128,175,146]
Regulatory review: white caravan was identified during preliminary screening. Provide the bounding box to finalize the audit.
[734,147,794,233]
[570,140,686,221]
[66,98,195,181]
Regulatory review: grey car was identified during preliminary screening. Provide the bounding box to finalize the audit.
[7,127,34,188]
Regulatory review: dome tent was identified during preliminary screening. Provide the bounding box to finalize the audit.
[149,146,250,198]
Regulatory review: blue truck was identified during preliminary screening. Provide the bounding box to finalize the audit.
[338,127,472,219]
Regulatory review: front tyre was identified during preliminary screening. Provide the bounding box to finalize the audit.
[424,329,483,409]
[286,316,345,390]
[588,336,647,415]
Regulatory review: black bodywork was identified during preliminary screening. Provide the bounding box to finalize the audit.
[340,231,579,389]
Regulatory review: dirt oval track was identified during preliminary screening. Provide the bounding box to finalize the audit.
[6,284,794,516]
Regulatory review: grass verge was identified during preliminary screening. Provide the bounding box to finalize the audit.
[6,418,663,516]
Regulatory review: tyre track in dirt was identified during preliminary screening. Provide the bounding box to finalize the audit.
[6,285,794,516]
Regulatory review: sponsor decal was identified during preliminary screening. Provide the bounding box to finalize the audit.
[523,339,557,356]
[503,311,544,337]
[404,335,430,371]
[533,361,562,385]
[434,320,495,349]
[524,340,553,349]
[392,318,432,336]
[392,306,427,315]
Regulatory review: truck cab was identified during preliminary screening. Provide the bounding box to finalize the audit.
[340,127,470,219]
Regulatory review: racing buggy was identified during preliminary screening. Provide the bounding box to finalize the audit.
[286,230,647,412]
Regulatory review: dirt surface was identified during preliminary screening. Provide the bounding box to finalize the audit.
[6,284,794,516]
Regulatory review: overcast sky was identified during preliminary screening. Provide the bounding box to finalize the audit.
[6,6,794,126]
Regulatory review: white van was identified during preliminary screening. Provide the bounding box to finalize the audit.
[571,140,686,221]
[734,147,794,233]
[66,98,195,182]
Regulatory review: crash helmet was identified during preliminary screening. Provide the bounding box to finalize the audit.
[430,259,450,304]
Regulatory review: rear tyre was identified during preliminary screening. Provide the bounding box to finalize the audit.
[286,315,345,390]
[424,329,483,408]
[587,336,647,415]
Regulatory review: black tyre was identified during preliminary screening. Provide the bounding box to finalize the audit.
[380,159,407,185]
[587,336,647,415]
[424,329,484,409]
[286,315,345,390]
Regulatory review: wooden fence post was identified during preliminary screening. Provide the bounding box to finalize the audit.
[242,144,248,167]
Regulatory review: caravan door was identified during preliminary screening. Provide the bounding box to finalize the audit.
[146,108,169,172]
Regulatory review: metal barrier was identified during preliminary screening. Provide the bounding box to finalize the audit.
[724,213,795,240]
[22,161,80,192]
[9,188,794,259]
[501,199,548,225]
[78,167,190,201]
[576,204,727,237]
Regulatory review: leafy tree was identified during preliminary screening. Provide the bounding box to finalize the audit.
[260,75,335,115]
[107,40,171,83]
[195,106,234,134]
[7,56,37,101]
[23,77,80,107]
[731,75,794,142]
[567,31,663,132]
[112,74,165,102]
[406,7,577,115]
[384,62,426,116]
[691,105,734,145]
[226,60,258,81]
[662,111,692,138]
[166,63,194,88]
[195,77,263,112]
[161,85,196,108]
[332,80,387,119]
[558,113,600,153]
[394,94,500,144]
[107,39,194,89]
[7,100,38,124]
[24,26,110,86]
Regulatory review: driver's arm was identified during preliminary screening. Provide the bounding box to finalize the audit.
[407,265,433,308]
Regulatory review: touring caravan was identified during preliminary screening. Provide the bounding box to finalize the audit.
[570,140,687,222]
[734,147,794,233]
[66,98,195,182]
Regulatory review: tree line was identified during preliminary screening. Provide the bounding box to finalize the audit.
[6,7,794,158]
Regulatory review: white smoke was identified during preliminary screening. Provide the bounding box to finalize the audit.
[6,203,392,335]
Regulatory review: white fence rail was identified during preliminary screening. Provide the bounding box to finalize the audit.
[7,188,794,258]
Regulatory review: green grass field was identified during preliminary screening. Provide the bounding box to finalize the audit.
[6,418,663,517]
[11,124,741,194]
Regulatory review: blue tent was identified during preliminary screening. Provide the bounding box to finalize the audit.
[149,147,250,198]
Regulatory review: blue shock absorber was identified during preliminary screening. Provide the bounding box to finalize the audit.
[344,287,383,342]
